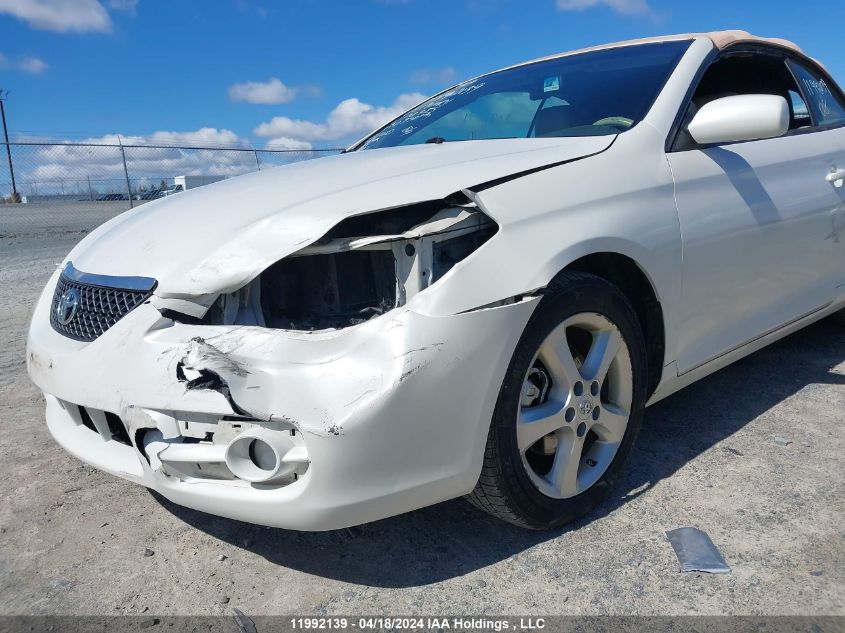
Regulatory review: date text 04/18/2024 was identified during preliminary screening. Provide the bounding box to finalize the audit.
[289,618,547,631]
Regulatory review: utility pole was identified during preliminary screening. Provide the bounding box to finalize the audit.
[0,90,19,203]
[117,135,134,208]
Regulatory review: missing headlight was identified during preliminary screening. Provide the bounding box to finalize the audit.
[188,199,497,331]
[260,250,397,330]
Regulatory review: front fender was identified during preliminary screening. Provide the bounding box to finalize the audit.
[410,124,683,370]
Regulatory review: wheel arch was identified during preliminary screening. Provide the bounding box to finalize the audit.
[551,252,666,399]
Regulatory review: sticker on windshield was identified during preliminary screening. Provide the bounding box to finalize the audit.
[543,76,560,93]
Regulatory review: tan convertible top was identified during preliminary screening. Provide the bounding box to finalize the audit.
[510,30,803,70]
[570,30,801,54]
[704,30,801,52]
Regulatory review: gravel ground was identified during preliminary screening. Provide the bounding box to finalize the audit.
[1,201,144,238]
[1,220,843,617]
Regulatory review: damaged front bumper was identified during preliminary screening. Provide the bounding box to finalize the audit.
[28,268,538,530]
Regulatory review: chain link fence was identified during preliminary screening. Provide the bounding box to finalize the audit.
[0,141,342,237]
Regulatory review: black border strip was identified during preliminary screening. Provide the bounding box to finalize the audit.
[0,615,841,633]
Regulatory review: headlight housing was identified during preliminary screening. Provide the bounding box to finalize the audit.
[197,197,497,331]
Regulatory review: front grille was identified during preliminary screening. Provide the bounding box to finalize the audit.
[76,405,132,446]
[49,262,157,342]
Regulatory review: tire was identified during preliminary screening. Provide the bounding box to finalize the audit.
[466,271,648,529]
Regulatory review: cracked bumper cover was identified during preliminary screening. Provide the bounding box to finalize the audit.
[28,269,539,530]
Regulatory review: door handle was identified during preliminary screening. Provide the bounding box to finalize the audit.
[827,168,845,186]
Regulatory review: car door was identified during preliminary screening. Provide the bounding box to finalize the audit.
[666,49,845,375]
[787,58,845,274]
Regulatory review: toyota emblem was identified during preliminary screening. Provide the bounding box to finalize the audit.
[56,287,80,325]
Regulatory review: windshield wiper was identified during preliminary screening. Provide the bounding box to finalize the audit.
[425,136,447,144]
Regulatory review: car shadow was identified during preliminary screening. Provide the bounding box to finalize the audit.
[703,147,782,227]
[153,316,845,587]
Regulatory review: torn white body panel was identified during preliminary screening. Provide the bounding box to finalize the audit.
[28,263,539,529]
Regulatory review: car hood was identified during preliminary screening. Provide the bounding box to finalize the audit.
[68,136,614,296]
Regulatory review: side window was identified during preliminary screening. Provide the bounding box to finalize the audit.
[674,53,806,150]
[788,90,812,129]
[788,60,845,127]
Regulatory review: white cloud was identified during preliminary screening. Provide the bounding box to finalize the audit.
[107,0,139,14]
[555,0,652,15]
[0,52,47,74]
[18,55,47,73]
[145,127,248,148]
[254,92,427,143]
[229,77,298,105]
[0,0,113,33]
[410,66,457,85]
[228,78,320,105]
[264,137,314,150]
[15,127,334,196]
[19,129,257,194]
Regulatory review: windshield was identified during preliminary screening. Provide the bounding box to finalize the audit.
[358,40,691,150]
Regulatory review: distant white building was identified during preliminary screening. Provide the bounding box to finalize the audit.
[174,175,228,190]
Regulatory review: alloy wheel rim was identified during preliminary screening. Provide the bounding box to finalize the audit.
[517,312,633,499]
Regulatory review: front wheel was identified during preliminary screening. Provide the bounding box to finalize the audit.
[467,271,648,529]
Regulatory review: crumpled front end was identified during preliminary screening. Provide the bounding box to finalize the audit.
[27,198,539,529]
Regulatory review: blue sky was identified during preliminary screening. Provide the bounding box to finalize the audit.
[1,0,844,149]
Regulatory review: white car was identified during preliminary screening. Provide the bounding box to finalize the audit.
[27,31,845,530]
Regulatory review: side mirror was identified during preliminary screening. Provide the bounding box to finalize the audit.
[687,94,789,145]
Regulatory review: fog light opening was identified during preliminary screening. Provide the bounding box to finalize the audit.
[248,438,277,471]
[224,432,298,483]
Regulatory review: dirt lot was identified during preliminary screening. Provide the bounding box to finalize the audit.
[1,200,143,238]
[1,213,843,617]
